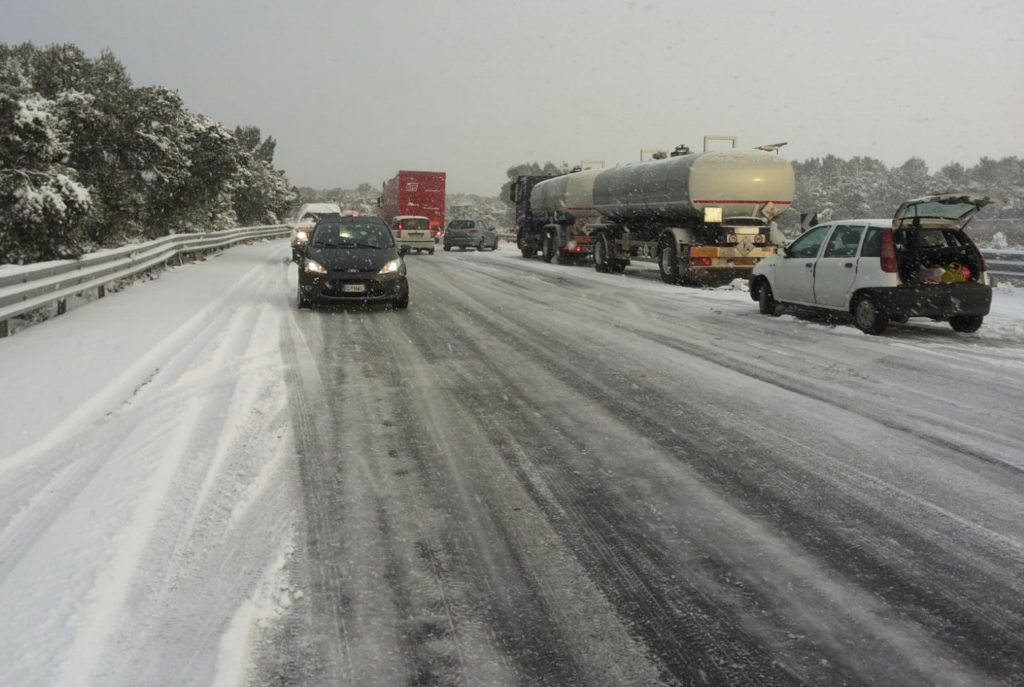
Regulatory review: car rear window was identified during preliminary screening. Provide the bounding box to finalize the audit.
[448,220,475,229]
[862,228,882,257]
[398,218,429,231]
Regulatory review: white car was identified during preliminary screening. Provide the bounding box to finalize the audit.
[390,215,435,254]
[290,203,342,261]
[749,194,993,335]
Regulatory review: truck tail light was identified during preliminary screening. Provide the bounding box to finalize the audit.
[880,228,897,273]
[395,220,403,238]
[691,257,712,267]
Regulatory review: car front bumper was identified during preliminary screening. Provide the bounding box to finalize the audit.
[299,270,408,303]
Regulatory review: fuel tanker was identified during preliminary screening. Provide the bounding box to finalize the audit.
[512,143,795,283]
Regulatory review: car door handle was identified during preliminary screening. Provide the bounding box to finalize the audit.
[844,262,853,268]
[804,262,813,268]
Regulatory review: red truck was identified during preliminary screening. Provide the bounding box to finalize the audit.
[378,171,447,241]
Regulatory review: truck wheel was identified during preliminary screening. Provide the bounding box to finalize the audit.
[593,234,610,272]
[853,294,889,335]
[658,237,680,284]
[949,315,983,332]
[542,230,557,263]
[757,280,779,316]
[521,244,535,258]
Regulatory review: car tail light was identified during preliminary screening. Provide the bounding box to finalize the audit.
[880,228,898,273]
[691,257,712,267]
[469,229,479,235]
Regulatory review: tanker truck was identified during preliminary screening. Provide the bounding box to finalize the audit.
[513,142,795,284]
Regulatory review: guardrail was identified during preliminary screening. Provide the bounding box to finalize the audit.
[983,250,1024,279]
[0,224,288,337]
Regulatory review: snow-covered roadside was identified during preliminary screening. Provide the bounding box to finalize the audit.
[0,241,302,686]
[474,250,1024,341]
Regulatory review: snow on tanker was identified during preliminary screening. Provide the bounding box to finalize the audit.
[512,140,795,284]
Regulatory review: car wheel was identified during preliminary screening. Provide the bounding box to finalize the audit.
[297,286,311,310]
[460,246,466,251]
[444,245,451,252]
[949,314,983,332]
[492,238,499,250]
[757,280,779,316]
[393,288,410,309]
[658,236,680,284]
[428,248,435,255]
[853,294,889,335]
[477,240,485,251]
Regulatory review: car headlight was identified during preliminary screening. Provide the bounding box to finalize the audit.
[305,258,327,274]
[295,230,309,243]
[378,259,401,275]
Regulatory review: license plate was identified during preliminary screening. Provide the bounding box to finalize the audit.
[342,283,366,293]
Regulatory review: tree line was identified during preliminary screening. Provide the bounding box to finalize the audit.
[0,43,294,265]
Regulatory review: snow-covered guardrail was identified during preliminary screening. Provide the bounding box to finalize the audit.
[983,250,1024,279]
[0,224,287,337]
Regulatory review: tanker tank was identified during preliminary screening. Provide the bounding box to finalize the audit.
[529,168,602,220]
[592,148,794,227]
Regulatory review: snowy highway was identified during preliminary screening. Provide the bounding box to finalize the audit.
[2,239,1024,686]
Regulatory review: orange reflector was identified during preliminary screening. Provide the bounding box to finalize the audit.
[689,246,719,258]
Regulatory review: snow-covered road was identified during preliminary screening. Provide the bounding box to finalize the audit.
[2,239,1023,685]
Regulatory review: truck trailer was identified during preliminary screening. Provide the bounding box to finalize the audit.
[512,142,795,284]
[378,171,447,241]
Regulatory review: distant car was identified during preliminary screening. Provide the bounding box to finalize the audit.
[749,193,992,335]
[390,215,435,255]
[290,202,342,261]
[443,218,499,251]
[297,215,409,309]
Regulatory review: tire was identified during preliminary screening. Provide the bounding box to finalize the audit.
[443,245,451,252]
[477,240,485,252]
[949,314,983,332]
[428,248,435,255]
[393,289,410,310]
[757,280,779,316]
[297,285,311,310]
[853,294,889,335]
[593,234,611,273]
[460,246,466,251]
[658,236,680,284]
[493,238,499,250]
[542,230,557,263]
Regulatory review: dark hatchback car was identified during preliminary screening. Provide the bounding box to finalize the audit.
[297,216,409,309]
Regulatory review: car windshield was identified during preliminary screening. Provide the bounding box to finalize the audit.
[311,220,393,249]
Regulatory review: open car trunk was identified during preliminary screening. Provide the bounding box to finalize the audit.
[891,194,991,286]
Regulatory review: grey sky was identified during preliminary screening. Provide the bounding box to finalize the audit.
[3,0,1023,196]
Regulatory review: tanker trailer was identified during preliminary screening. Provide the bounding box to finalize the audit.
[519,168,605,263]
[563,146,794,283]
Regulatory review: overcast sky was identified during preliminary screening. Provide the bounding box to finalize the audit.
[3,0,1023,196]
